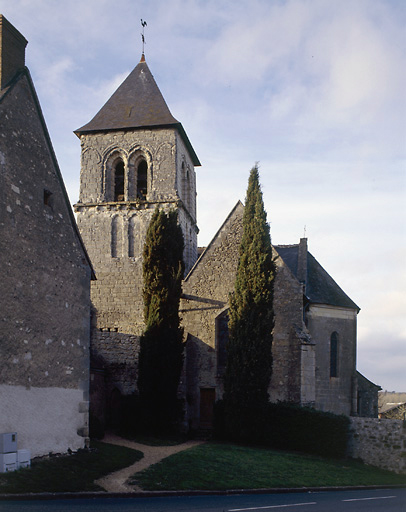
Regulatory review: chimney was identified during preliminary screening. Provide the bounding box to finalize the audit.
[0,15,28,90]
[297,237,308,290]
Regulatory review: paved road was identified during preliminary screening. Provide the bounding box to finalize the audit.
[0,489,405,511]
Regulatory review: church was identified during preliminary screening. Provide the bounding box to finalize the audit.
[73,50,378,430]
[1,16,379,457]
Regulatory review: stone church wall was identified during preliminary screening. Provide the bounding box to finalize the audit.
[175,131,197,221]
[181,203,244,429]
[76,206,148,419]
[348,417,406,474]
[269,251,305,404]
[1,68,91,456]
[78,128,179,204]
[307,305,357,416]
[181,204,312,428]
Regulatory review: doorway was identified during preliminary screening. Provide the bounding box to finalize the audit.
[199,388,216,428]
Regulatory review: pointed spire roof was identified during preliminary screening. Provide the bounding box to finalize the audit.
[75,56,200,165]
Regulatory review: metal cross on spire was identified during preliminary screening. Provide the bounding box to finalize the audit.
[141,19,147,55]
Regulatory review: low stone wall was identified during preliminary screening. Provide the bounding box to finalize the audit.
[348,417,406,474]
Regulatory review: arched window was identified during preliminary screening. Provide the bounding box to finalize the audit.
[216,310,229,373]
[186,167,191,210]
[128,216,136,257]
[181,162,192,212]
[330,331,339,378]
[137,159,147,199]
[114,160,125,201]
[111,216,122,258]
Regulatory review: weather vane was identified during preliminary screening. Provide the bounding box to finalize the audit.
[141,19,147,55]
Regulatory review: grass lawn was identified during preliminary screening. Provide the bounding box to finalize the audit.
[0,440,404,495]
[0,441,142,494]
[131,442,406,491]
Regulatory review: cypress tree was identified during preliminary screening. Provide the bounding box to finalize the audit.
[137,207,185,431]
[224,165,275,432]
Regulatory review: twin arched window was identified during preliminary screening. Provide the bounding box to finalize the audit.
[110,153,148,202]
[114,160,125,201]
[137,160,147,200]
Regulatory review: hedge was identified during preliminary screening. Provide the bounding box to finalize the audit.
[214,400,350,458]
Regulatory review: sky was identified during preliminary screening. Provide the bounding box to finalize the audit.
[2,0,405,392]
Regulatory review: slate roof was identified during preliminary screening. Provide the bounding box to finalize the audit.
[274,244,360,311]
[378,391,406,413]
[357,371,381,390]
[75,55,200,166]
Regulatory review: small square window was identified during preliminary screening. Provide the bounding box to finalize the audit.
[44,189,53,206]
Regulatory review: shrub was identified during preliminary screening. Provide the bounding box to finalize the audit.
[214,400,350,458]
[266,402,350,458]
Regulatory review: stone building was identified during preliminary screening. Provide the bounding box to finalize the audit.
[181,204,363,429]
[74,54,200,426]
[74,52,379,429]
[0,15,94,456]
[356,371,381,418]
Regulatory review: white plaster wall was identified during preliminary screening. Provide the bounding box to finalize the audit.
[308,305,357,320]
[0,385,86,457]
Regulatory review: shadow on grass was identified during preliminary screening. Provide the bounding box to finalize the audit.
[0,441,142,494]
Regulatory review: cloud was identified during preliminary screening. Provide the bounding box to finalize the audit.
[193,0,405,164]
[358,330,406,391]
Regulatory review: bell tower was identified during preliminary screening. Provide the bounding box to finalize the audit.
[74,55,200,409]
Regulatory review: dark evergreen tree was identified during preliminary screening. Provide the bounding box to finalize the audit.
[223,166,275,436]
[137,207,185,431]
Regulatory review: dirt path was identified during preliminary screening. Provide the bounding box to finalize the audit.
[95,433,203,492]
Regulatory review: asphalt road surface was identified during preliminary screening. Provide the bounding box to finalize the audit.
[1,489,405,511]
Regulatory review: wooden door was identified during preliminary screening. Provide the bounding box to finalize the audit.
[200,388,216,428]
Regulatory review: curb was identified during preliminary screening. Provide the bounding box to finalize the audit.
[1,485,405,501]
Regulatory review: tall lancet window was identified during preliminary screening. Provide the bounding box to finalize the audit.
[181,162,191,212]
[330,331,339,378]
[128,216,136,257]
[216,310,229,374]
[111,216,121,258]
[114,160,125,201]
[137,159,147,199]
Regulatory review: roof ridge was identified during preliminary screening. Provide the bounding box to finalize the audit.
[74,58,200,166]
[274,243,298,248]
[75,59,178,134]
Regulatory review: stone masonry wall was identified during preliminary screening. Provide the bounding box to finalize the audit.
[77,128,197,273]
[1,71,91,455]
[181,204,310,428]
[348,417,406,474]
[91,330,140,396]
[307,305,357,416]
[270,250,305,404]
[76,126,198,414]
[181,203,244,428]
